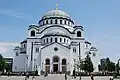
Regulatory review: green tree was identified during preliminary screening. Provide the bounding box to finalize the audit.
[0,54,6,72]
[83,54,94,74]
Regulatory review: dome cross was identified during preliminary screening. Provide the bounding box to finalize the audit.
[56,4,59,10]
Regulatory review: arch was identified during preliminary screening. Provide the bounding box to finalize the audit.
[62,59,66,65]
[31,30,35,36]
[53,56,59,62]
[77,31,81,37]
[45,58,50,65]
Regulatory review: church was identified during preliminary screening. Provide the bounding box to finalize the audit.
[12,7,99,75]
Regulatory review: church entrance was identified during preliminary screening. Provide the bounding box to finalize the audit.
[52,56,59,73]
[53,64,58,73]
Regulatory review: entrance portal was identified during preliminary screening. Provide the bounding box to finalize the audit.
[53,64,58,73]
[52,56,59,73]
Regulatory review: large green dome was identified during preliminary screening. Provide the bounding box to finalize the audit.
[42,10,70,19]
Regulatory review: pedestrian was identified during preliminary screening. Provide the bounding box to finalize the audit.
[72,69,76,79]
[65,72,67,80]
[90,75,94,80]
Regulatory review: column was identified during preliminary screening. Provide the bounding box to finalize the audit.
[60,60,62,72]
[50,60,53,73]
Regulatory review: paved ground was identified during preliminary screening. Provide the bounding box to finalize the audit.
[0,74,119,80]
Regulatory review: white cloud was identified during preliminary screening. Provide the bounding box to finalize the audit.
[0,9,31,20]
[0,42,19,46]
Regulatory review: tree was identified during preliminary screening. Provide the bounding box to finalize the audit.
[83,54,94,74]
[0,54,6,72]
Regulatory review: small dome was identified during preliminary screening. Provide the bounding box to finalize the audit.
[42,10,70,19]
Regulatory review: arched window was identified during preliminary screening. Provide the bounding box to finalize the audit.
[51,19,52,24]
[16,52,19,56]
[31,30,35,36]
[64,38,66,42]
[44,39,45,43]
[53,57,59,62]
[43,21,44,25]
[55,38,57,42]
[67,39,68,43]
[60,38,62,42]
[77,31,81,37]
[68,21,70,26]
[45,59,50,65]
[55,19,57,24]
[65,20,66,25]
[36,48,39,52]
[50,38,52,42]
[60,20,62,24]
[62,59,66,65]
[46,20,48,24]
[46,38,48,43]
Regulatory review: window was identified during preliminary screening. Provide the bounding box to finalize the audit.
[44,39,45,43]
[36,48,39,52]
[53,57,59,62]
[23,44,26,48]
[77,31,81,37]
[54,47,58,51]
[55,19,57,24]
[46,20,48,24]
[60,20,62,24]
[64,38,66,42]
[93,53,96,56]
[16,52,19,56]
[73,48,76,53]
[50,38,52,42]
[62,59,66,65]
[67,39,69,43]
[68,21,70,26]
[31,30,35,36]
[65,20,66,24]
[51,19,52,24]
[45,59,50,65]
[55,38,57,42]
[46,38,48,43]
[60,38,62,42]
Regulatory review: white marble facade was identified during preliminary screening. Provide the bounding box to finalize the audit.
[12,9,99,75]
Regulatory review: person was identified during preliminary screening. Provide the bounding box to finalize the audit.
[72,69,76,79]
[90,75,94,80]
[65,72,67,80]
[7,71,10,77]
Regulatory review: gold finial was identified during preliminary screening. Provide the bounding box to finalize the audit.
[56,4,58,10]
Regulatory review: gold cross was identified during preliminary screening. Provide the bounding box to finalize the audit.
[56,4,58,10]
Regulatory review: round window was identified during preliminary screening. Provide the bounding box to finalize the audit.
[54,47,58,51]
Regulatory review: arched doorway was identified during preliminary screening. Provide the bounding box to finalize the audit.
[45,58,50,73]
[52,56,59,73]
[62,59,67,73]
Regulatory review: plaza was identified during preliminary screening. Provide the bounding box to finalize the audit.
[0,74,119,80]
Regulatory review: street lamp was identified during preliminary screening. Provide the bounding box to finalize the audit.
[78,55,82,80]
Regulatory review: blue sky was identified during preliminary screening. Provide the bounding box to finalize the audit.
[0,0,120,63]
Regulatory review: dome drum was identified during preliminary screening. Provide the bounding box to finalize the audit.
[38,10,74,26]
